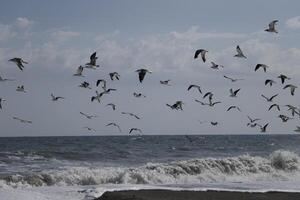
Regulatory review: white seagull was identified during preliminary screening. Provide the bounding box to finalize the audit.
[261,94,278,102]
[283,84,297,96]
[234,45,247,58]
[13,117,32,124]
[51,93,64,101]
[255,64,269,72]
[227,106,241,112]
[160,80,171,86]
[278,74,291,84]
[265,20,278,33]
[129,128,142,134]
[187,84,202,94]
[106,123,122,132]
[210,62,224,69]
[265,79,276,87]
[133,92,146,98]
[109,72,120,81]
[91,91,104,103]
[9,57,28,71]
[83,127,96,132]
[80,112,98,119]
[194,49,208,62]
[258,123,269,133]
[294,126,300,133]
[0,75,14,82]
[79,81,91,89]
[229,88,241,97]
[16,85,26,93]
[135,68,152,83]
[223,75,243,82]
[166,101,184,110]
[121,112,140,119]
[106,103,116,110]
[73,66,84,77]
[268,104,280,111]
[85,52,99,69]
[96,79,107,90]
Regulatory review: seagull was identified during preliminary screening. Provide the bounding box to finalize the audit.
[109,72,120,81]
[195,99,210,106]
[79,81,91,89]
[73,66,84,77]
[106,103,116,110]
[106,123,122,132]
[227,106,241,112]
[0,75,14,82]
[103,88,117,94]
[285,105,300,116]
[203,92,213,100]
[135,68,152,83]
[208,100,221,107]
[129,128,142,134]
[13,117,32,124]
[91,91,104,103]
[255,64,269,72]
[234,45,247,58]
[247,123,258,128]
[229,88,240,97]
[210,62,224,69]
[265,79,276,87]
[160,80,171,86]
[268,104,280,111]
[223,75,243,82]
[166,101,184,110]
[278,114,293,123]
[194,49,208,62]
[265,20,278,33]
[80,112,98,119]
[51,93,64,101]
[83,127,96,132]
[133,92,146,98]
[247,116,261,123]
[211,122,218,126]
[0,98,5,109]
[96,79,107,90]
[278,74,291,84]
[121,112,140,119]
[9,57,28,71]
[294,126,300,133]
[261,94,278,102]
[258,123,269,133]
[85,52,99,68]
[187,85,202,94]
[16,85,26,93]
[283,84,297,96]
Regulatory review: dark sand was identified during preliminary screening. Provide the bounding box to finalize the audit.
[96,189,300,200]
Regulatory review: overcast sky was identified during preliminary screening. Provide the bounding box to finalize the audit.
[0,0,300,136]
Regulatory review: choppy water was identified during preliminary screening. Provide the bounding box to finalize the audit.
[1,135,300,189]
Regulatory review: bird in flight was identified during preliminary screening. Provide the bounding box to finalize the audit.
[160,80,171,86]
[278,114,293,123]
[129,128,142,134]
[265,79,276,87]
[133,92,146,98]
[0,75,14,82]
[135,68,152,83]
[294,126,300,133]
[277,74,291,84]
[211,122,218,126]
[223,75,243,82]
[79,81,91,89]
[121,112,140,119]
[229,88,240,97]
[166,101,184,110]
[109,72,120,81]
[255,64,269,72]
[265,20,278,33]
[194,49,208,62]
[210,62,224,70]
[83,127,96,132]
[285,105,300,117]
[96,79,107,90]
[247,116,261,123]
[234,45,246,58]
[106,103,116,110]
[91,91,104,103]
[106,123,122,132]
[9,57,28,71]
[283,84,297,96]
[13,117,32,124]
[268,104,280,111]
[16,85,26,93]
[227,105,241,112]
[258,123,269,133]
[73,66,84,77]
[85,52,99,69]
[0,98,5,109]
[51,94,64,101]
[187,84,202,94]
[261,94,278,102]
[80,112,98,119]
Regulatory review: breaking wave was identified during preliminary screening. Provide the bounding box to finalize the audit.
[1,150,300,188]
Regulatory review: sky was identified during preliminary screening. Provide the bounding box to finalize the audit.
[0,0,300,136]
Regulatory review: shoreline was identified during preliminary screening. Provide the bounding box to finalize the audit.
[96,189,300,200]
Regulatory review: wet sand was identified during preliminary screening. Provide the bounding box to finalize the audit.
[96,189,300,200]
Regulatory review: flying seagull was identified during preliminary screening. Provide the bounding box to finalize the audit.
[223,75,243,82]
[210,62,224,70]
[106,123,122,132]
[91,91,104,103]
[188,85,202,94]
[194,49,208,62]
[247,116,261,123]
[83,127,96,132]
[283,84,297,96]
[121,112,140,119]
[106,103,116,110]
[73,66,84,77]
[9,57,28,71]
[16,85,26,93]
[103,88,117,94]
[227,106,241,112]
[268,104,280,111]
[278,114,293,123]
[285,105,300,116]
[129,128,142,134]
[265,20,278,33]
[133,92,146,98]
[51,93,64,101]
[261,94,278,102]
[80,112,98,119]
[109,72,120,81]
[211,122,218,126]
[258,123,269,133]
[13,117,32,124]
[85,52,99,68]
[0,98,5,109]
[203,92,213,100]
[0,75,14,82]
[229,88,240,97]
[96,79,107,90]
[265,79,276,87]
[255,64,269,72]
[294,126,300,133]
[79,81,91,89]
[195,99,210,106]
[160,80,171,86]
[278,74,291,84]
[234,45,247,58]
[135,68,152,83]
[166,101,184,110]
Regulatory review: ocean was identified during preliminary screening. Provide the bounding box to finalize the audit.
[1,134,300,199]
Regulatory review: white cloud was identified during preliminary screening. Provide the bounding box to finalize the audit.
[286,16,300,29]
[0,24,16,41]
[16,17,34,28]
[51,30,80,41]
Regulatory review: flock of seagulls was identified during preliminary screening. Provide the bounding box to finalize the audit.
[1,19,299,135]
